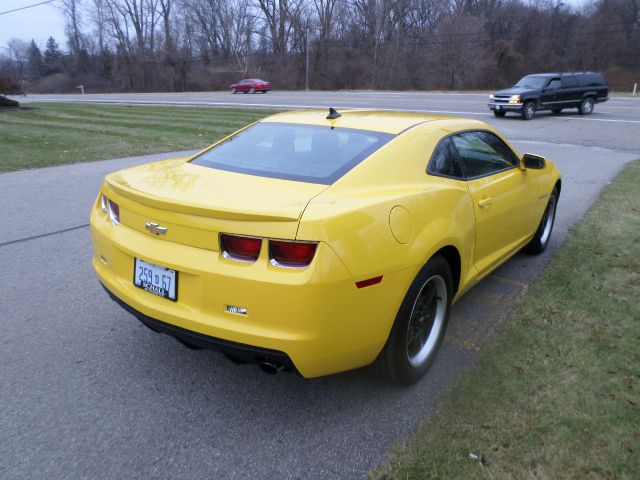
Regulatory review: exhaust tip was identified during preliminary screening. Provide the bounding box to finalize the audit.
[259,361,284,375]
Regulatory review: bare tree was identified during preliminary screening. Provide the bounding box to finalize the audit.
[60,0,84,56]
[255,0,305,58]
[4,39,30,83]
[101,0,161,88]
[226,1,257,75]
[4,0,640,93]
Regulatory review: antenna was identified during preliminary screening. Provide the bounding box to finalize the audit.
[326,107,342,120]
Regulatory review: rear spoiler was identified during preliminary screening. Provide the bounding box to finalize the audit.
[103,175,302,222]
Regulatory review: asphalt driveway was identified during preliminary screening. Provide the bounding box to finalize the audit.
[0,141,637,479]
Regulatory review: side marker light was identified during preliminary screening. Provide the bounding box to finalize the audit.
[356,276,383,289]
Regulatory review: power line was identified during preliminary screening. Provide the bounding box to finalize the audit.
[0,0,57,16]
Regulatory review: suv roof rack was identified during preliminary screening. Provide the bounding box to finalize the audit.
[537,71,598,76]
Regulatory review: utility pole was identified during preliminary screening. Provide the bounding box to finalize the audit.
[305,28,310,91]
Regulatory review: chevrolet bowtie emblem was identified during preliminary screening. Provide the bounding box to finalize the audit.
[145,222,168,235]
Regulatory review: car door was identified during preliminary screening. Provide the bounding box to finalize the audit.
[540,77,561,109]
[451,131,537,276]
[560,75,580,106]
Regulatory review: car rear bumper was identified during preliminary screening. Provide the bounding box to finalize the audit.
[101,282,298,371]
[91,208,411,378]
[488,102,523,112]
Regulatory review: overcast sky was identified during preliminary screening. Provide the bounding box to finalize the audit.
[0,0,67,48]
[1,0,590,51]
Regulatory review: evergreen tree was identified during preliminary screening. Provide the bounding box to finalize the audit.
[43,37,62,75]
[27,40,44,80]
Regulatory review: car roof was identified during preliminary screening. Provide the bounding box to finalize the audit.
[261,109,488,135]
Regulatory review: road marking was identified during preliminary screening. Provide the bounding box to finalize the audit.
[22,98,640,124]
[23,98,496,116]
[596,105,640,110]
[560,117,640,125]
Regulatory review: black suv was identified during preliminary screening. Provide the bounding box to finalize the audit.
[487,72,609,120]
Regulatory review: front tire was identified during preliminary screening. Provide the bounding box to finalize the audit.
[521,101,536,120]
[374,255,452,385]
[230,88,236,94]
[579,97,594,115]
[493,110,506,118]
[523,187,558,254]
[249,87,255,94]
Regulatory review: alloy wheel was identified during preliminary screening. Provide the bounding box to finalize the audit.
[406,275,447,368]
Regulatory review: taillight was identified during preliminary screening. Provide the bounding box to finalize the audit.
[100,194,108,213]
[269,240,318,268]
[108,199,120,224]
[220,233,262,262]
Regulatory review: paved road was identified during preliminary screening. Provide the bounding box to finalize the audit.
[20,91,640,152]
[1,132,638,478]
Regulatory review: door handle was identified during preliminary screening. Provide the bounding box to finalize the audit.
[477,197,492,208]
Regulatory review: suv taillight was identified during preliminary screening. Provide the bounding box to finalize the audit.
[220,233,262,262]
[269,240,318,268]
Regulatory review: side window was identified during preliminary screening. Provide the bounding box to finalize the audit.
[547,78,562,90]
[427,137,463,179]
[579,74,605,87]
[561,76,578,88]
[451,131,518,179]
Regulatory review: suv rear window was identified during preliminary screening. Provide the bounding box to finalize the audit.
[562,76,579,88]
[191,123,394,184]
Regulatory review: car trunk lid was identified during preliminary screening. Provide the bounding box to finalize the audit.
[103,159,328,250]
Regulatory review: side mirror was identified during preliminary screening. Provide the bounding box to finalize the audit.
[522,153,546,170]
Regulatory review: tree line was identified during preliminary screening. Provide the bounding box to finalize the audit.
[1,0,639,93]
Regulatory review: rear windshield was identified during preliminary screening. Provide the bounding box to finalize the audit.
[191,123,394,184]
[514,75,549,89]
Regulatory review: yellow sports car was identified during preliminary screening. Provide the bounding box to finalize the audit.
[91,108,561,384]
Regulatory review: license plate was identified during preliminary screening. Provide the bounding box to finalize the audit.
[133,258,177,301]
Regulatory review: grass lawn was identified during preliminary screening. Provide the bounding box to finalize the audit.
[0,103,279,172]
[373,160,640,479]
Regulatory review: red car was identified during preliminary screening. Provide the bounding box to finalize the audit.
[228,79,271,94]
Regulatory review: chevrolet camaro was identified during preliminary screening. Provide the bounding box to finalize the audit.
[91,109,561,384]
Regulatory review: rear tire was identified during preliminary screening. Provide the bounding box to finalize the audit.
[521,101,536,120]
[493,110,506,118]
[579,97,594,115]
[523,187,558,254]
[374,255,452,385]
